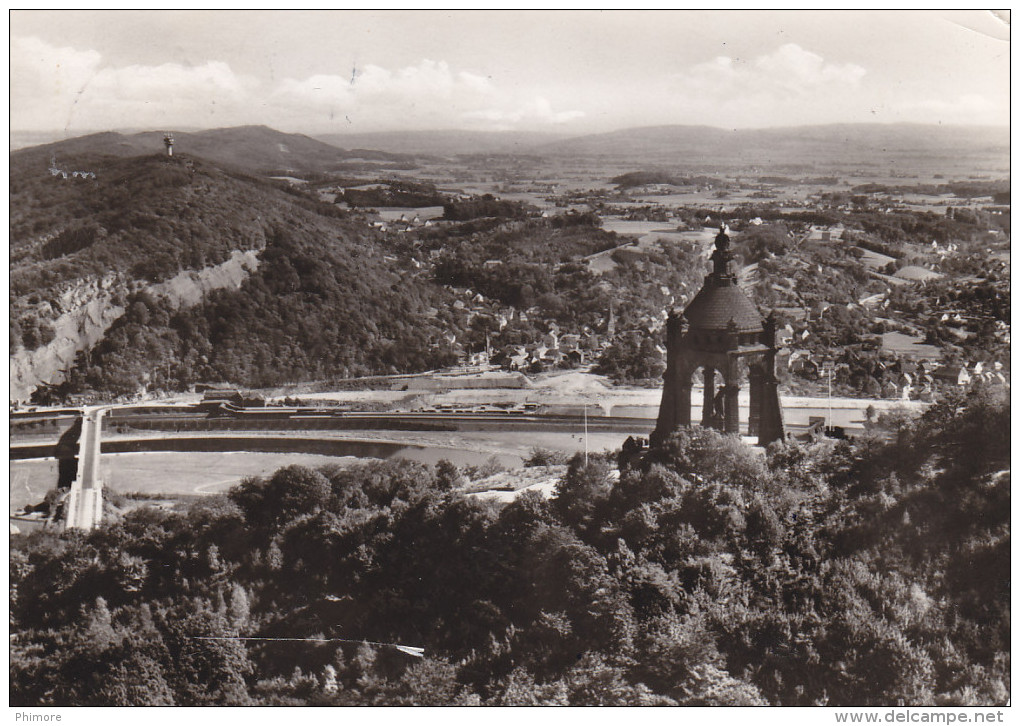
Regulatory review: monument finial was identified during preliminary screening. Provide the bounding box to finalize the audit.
[715,222,729,251]
[710,221,733,279]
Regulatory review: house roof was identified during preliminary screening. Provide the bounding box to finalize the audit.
[933,365,968,378]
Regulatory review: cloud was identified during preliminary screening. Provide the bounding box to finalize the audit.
[678,43,865,101]
[353,60,494,100]
[11,35,102,85]
[752,43,866,91]
[11,38,582,133]
[81,60,258,129]
[898,93,997,114]
[272,59,496,120]
[11,35,258,130]
[275,59,493,107]
[891,93,1004,125]
[272,59,582,132]
[11,36,102,126]
[665,43,867,126]
[270,59,501,130]
[464,96,586,128]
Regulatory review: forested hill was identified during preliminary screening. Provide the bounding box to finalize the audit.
[11,153,287,294]
[11,125,411,174]
[10,152,462,394]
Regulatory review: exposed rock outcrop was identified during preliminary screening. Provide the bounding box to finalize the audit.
[11,278,124,402]
[10,249,263,401]
[149,249,260,311]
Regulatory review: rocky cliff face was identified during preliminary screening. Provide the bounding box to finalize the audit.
[148,249,261,311]
[10,249,262,401]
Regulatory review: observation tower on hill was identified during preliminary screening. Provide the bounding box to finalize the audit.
[652,224,784,447]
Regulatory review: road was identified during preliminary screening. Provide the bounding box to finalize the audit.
[63,407,105,531]
[12,398,910,467]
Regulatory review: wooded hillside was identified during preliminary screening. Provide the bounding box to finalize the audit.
[10,152,462,392]
[10,387,1009,705]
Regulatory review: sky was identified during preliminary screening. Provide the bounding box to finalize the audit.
[8,10,1011,137]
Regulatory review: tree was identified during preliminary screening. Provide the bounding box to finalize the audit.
[560,652,671,705]
[374,658,479,706]
[552,455,613,535]
[646,426,771,492]
[594,331,665,384]
[434,459,466,490]
[270,466,332,526]
[161,608,253,705]
[736,224,793,263]
[228,583,251,630]
[229,465,331,532]
[491,666,568,705]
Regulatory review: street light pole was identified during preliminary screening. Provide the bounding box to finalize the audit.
[583,402,588,466]
[826,364,833,430]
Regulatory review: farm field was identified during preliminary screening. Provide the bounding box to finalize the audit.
[9,428,629,513]
[881,331,943,359]
[10,459,59,513]
[854,246,898,269]
[376,206,444,221]
[102,451,359,496]
[600,219,679,235]
[10,452,359,511]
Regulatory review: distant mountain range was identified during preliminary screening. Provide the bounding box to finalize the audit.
[315,129,572,156]
[12,122,1010,173]
[10,125,411,174]
[533,124,1010,167]
[316,123,1009,168]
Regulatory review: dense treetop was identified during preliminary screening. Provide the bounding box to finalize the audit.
[10,386,1009,705]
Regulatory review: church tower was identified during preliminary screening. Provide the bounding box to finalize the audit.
[652,224,784,447]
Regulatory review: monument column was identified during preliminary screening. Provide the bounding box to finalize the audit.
[653,312,689,446]
[724,384,740,434]
[748,366,763,436]
[758,312,785,446]
[678,381,692,427]
[723,356,740,434]
[701,367,715,427]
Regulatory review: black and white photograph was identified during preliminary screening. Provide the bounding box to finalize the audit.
[8,9,1010,712]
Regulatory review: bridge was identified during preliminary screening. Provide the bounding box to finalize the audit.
[63,408,104,531]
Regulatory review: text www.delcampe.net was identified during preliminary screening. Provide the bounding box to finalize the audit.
[836,712,1005,724]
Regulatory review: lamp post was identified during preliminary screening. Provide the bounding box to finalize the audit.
[821,360,833,430]
[583,402,588,466]
[583,393,603,467]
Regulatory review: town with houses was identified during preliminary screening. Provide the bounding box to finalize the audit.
[305,170,1009,406]
[8,9,1010,710]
